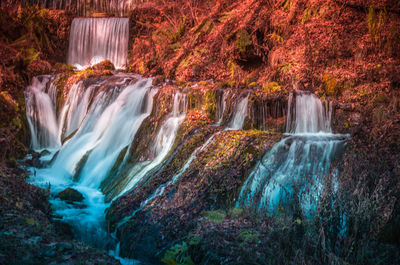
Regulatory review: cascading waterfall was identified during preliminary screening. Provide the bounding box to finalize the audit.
[227,95,249,130]
[67,18,129,70]
[118,92,187,198]
[25,75,60,150]
[216,91,229,125]
[286,91,332,134]
[25,74,156,249]
[238,91,348,215]
[114,132,219,233]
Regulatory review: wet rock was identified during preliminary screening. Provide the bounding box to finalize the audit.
[25,152,42,167]
[40,149,51,157]
[56,188,84,203]
[92,60,115,71]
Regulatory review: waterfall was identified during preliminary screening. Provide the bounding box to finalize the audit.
[22,0,142,16]
[286,91,332,134]
[118,92,187,198]
[67,18,129,70]
[25,75,60,150]
[238,91,348,215]
[227,95,248,130]
[114,131,221,235]
[25,74,156,248]
[216,91,229,125]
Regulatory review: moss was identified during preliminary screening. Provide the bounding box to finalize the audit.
[229,207,243,218]
[0,91,19,112]
[219,11,236,23]
[161,242,194,265]
[277,62,295,74]
[191,19,214,42]
[216,81,235,89]
[269,31,284,44]
[204,90,216,120]
[239,229,259,244]
[187,234,200,246]
[203,210,226,224]
[368,7,386,45]
[153,16,186,44]
[302,7,314,24]
[282,0,294,12]
[227,59,240,80]
[262,81,281,94]
[322,73,341,96]
[235,29,252,53]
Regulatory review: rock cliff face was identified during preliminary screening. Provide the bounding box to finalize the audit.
[0,1,399,265]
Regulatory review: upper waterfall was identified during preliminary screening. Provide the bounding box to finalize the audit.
[67,18,129,70]
[286,91,332,134]
[23,0,139,16]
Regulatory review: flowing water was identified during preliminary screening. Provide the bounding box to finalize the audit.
[68,18,129,69]
[114,131,221,232]
[117,92,187,198]
[24,14,349,259]
[25,75,60,149]
[25,74,156,250]
[216,90,229,125]
[238,91,348,215]
[227,95,248,130]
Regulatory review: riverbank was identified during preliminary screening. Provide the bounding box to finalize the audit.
[0,165,120,264]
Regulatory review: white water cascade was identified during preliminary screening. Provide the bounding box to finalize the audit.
[118,92,187,197]
[238,91,348,215]
[216,91,229,125]
[25,75,60,150]
[227,95,249,130]
[67,18,129,70]
[25,74,156,248]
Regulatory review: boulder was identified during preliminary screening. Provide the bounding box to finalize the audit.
[92,60,115,71]
[57,188,84,203]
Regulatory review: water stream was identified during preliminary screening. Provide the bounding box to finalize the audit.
[24,12,349,260]
[227,95,249,130]
[238,91,348,215]
[25,75,156,252]
[68,18,129,69]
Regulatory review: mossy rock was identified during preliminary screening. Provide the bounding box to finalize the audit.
[56,188,84,203]
[92,60,115,71]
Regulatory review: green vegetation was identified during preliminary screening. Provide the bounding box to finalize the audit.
[203,209,227,223]
[235,29,252,53]
[239,229,259,245]
[368,7,386,44]
[162,242,195,265]
[263,81,281,94]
